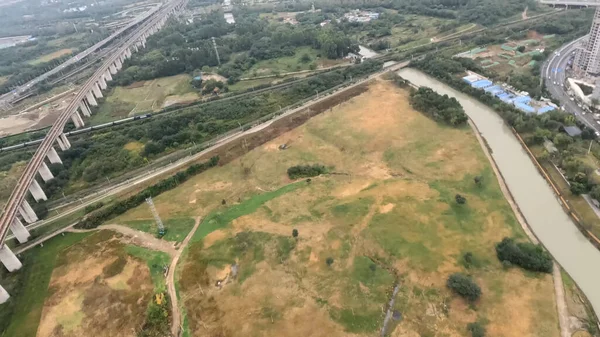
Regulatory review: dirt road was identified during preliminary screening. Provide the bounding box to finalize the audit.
[68,224,177,256]
[168,216,202,337]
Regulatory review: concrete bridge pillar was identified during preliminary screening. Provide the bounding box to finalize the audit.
[0,245,22,272]
[19,200,38,224]
[104,70,113,82]
[70,110,85,129]
[109,64,118,75]
[10,218,30,244]
[60,133,71,149]
[133,44,139,53]
[0,285,9,304]
[92,83,103,99]
[79,101,91,117]
[29,179,47,202]
[86,91,98,106]
[125,48,132,59]
[56,133,71,151]
[46,147,62,164]
[38,162,54,182]
[98,76,107,90]
[115,59,122,70]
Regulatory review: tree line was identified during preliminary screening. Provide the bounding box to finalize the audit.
[77,156,219,229]
[287,164,328,179]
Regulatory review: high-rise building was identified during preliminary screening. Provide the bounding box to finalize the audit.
[575,7,600,76]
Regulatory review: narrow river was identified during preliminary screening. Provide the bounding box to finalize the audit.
[398,68,600,317]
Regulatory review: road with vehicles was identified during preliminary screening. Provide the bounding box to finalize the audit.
[542,36,600,131]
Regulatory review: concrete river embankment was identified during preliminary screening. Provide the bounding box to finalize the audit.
[398,68,600,318]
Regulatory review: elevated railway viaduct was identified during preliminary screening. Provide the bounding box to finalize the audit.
[0,0,188,303]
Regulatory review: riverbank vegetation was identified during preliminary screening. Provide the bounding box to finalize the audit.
[495,237,553,273]
[409,86,468,126]
[411,50,600,244]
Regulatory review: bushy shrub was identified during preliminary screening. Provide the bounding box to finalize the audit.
[495,237,552,273]
[446,273,481,302]
[467,321,486,337]
[287,164,327,179]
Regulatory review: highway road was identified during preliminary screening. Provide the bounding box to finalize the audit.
[542,36,600,131]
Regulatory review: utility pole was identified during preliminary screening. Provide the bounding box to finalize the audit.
[146,197,165,236]
[211,37,221,66]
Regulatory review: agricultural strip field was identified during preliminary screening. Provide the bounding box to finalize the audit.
[111,79,559,336]
[28,49,73,65]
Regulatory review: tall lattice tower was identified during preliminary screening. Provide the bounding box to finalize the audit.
[145,197,165,235]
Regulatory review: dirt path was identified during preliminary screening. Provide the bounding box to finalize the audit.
[69,224,178,256]
[346,197,381,268]
[468,120,570,337]
[168,216,202,337]
[69,219,203,337]
[522,7,528,20]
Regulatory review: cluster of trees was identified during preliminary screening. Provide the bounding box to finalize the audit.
[446,272,481,302]
[287,164,328,179]
[77,156,219,229]
[409,87,468,126]
[113,10,360,86]
[495,237,553,273]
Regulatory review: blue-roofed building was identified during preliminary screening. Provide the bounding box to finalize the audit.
[513,96,532,104]
[515,102,535,113]
[471,79,493,89]
[537,106,556,114]
[498,93,514,103]
[484,85,502,94]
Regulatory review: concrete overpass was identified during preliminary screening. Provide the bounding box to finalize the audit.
[0,3,163,110]
[0,0,188,304]
[540,0,600,6]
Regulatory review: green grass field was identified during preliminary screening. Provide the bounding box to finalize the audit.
[126,245,171,290]
[0,232,92,337]
[28,49,73,65]
[90,74,198,125]
[112,79,559,337]
[122,217,196,243]
[242,47,330,78]
[0,80,561,337]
